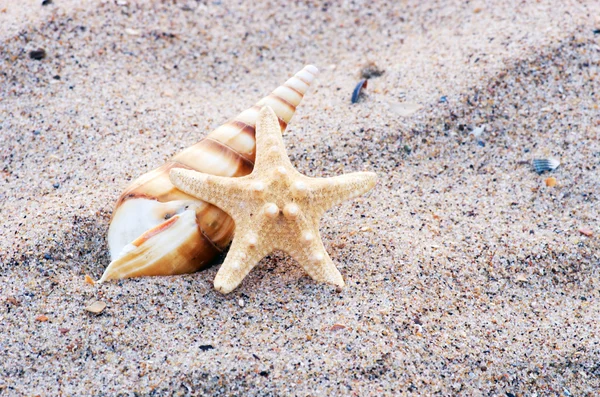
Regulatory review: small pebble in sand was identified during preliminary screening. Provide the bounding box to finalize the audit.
[85,301,106,314]
[360,62,385,79]
[578,228,593,237]
[516,274,528,283]
[29,48,46,60]
[238,298,245,307]
[84,275,95,285]
[36,314,49,322]
[58,327,70,335]
[125,28,141,36]
[545,177,557,187]
[6,296,19,306]
[42,0,53,5]
[330,324,346,331]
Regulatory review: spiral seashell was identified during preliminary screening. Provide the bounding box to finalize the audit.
[100,65,319,282]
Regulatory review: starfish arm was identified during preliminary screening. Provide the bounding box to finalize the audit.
[169,168,249,216]
[310,171,378,213]
[253,106,294,173]
[284,232,345,288]
[213,230,270,294]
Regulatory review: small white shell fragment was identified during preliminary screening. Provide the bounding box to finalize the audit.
[516,274,528,283]
[125,28,140,36]
[471,125,485,138]
[533,158,560,174]
[85,301,106,314]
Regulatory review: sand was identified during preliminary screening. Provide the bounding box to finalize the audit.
[1,0,599,395]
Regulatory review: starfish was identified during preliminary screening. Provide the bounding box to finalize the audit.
[169,106,377,293]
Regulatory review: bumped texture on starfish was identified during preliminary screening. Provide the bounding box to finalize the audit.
[170,106,377,293]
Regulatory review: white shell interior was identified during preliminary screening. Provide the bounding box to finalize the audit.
[108,198,196,260]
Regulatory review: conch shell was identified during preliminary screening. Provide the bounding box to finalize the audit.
[100,65,319,282]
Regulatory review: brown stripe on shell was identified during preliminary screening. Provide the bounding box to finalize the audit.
[278,119,288,132]
[131,215,180,247]
[267,111,287,132]
[115,192,155,210]
[204,136,255,167]
[283,83,303,97]
[228,119,256,134]
[205,120,257,164]
[270,94,297,112]
[118,162,196,205]
[258,94,297,123]
[231,105,261,127]
[236,105,288,134]
[174,138,254,178]
[294,74,311,86]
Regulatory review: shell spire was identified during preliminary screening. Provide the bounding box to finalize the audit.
[101,65,319,282]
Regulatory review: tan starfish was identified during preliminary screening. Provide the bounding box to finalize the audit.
[169,106,377,293]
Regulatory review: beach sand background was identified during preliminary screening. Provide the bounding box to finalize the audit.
[1,0,599,395]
